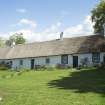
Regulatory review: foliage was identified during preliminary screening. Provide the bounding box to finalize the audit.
[0,64,10,70]
[34,65,56,71]
[0,37,6,47]
[44,65,56,70]
[56,64,71,69]
[91,0,105,34]
[98,62,105,69]
[5,33,26,46]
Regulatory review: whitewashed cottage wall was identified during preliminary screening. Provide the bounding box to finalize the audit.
[10,52,105,69]
[12,59,30,69]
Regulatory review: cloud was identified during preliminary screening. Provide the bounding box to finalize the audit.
[19,19,37,28]
[44,22,61,33]
[16,9,27,13]
[0,32,11,39]
[9,22,62,42]
[64,15,94,37]
[11,18,37,28]
[1,15,94,42]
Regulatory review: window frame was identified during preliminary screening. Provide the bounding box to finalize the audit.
[20,60,23,65]
[61,55,68,64]
[92,52,100,63]
[46,58,50,64]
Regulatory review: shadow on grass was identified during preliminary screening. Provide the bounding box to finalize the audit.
[48,68,105,96]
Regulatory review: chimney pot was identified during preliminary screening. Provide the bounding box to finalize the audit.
[60,32,63,40]
[11,41,16,48]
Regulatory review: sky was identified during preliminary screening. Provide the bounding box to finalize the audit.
[0,0,99,42]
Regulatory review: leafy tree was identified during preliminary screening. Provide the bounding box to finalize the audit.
[6,33,26,46]
[0,37,6,47]
[91,0,105,34]
[5,40,12,46]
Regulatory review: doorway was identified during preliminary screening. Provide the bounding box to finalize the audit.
[73,56,78,68]
[104,55,105,63]
[31,59,34,69]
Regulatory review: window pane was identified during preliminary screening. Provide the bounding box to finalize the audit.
[92,53,100,63]
[46,58,50,64]
[61,55,68,64]
[20,60,23,65]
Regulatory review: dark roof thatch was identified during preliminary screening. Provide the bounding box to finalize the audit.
[0,35,105,59]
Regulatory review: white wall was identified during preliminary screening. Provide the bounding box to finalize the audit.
[8,52,105,69]
[22,59,31,69]
[12,59,31,69]
[11,54,92,69]
[72,53,105,66]
[68,55,73,66]
[34,56,61,66]
[49,56,61,65]
[100,52,105,63]
[35,57,45,65]
[11,55,61,69]
[77,53,92,66]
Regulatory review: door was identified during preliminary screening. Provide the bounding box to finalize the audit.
[73,56,78,68]
[31,59,34,69]
[104,56,105,63]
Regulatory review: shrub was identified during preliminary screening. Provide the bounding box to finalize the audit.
[0,64,9,70]
[98,62,105,70]
[56,64,71,69]
[44,65,55,71]
[34,65,48,71]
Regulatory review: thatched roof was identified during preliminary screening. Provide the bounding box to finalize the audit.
[0,35,105,59]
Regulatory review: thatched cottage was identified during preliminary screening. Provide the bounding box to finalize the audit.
[0,35,105,69]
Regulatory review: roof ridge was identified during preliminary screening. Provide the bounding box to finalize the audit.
[19,34,103,44]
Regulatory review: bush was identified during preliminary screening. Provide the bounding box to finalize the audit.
[0,64,9,70]
[34,65,46,70]
[98,62,105,70]
[34,65,56,71]
[56,64,71,69]
[44,65,55,71]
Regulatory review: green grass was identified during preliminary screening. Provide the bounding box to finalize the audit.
[0,68,105,105]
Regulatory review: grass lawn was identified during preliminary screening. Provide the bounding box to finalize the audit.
[0,68,105,105]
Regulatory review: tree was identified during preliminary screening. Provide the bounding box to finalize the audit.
[0,37,6,47]
[91,0,105,34]
[6,33,26,46]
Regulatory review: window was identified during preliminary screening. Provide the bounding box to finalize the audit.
[46,58,50,64]
[61,55,68,64]
[92,53,100,63]
[20,60,23,65]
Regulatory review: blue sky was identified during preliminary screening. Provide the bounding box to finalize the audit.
[0,0,99,42]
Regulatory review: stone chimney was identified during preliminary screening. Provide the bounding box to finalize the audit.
[11,41,16,48]
[60,32,63,40]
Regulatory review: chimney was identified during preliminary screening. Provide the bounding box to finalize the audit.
[11,41,16,48]
[60,32,63,40]
[103,23,105,37]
